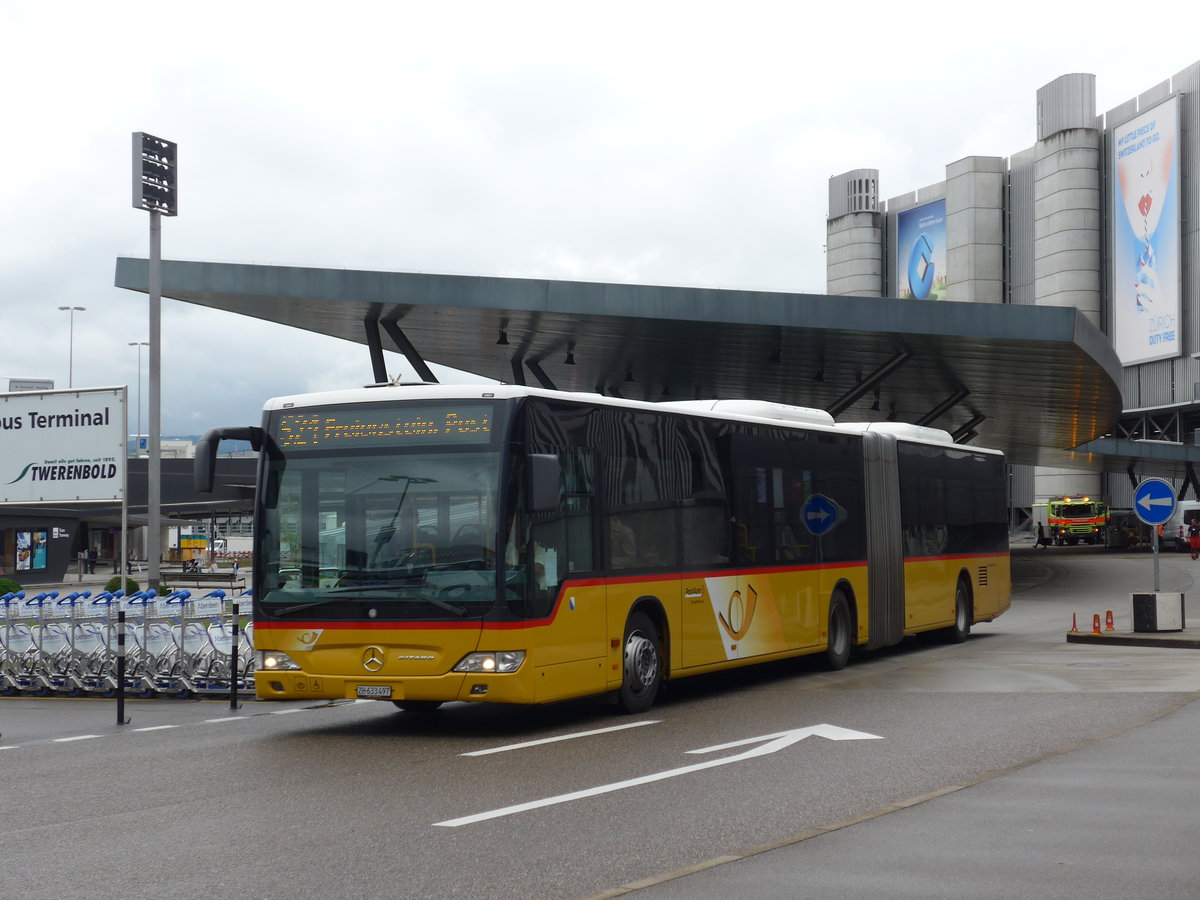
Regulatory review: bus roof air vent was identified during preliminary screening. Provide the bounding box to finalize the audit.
[849,422,956,444]
[658,399,835,427]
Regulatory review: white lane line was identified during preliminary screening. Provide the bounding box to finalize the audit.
[54,734,101,743]
[204,717,245,724]
[270,708,304,715]
[134,725,178,732]
[462,720,662,757]
[0,745,19,751]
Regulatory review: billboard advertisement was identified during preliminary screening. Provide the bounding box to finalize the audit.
[896,199,947,300]
[15,530,48,570]
[1112,95,1180,365]
[0,387,126,503]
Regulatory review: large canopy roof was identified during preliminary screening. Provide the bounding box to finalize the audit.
[117,257,1137,472]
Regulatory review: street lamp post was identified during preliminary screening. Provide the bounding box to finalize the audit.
[129,341,148,455]
[133,132,177,593]
[57,305,86,388]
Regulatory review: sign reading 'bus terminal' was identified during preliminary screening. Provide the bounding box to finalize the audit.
[0,387,127,503]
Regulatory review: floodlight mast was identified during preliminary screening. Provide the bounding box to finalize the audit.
[132,132,177,592]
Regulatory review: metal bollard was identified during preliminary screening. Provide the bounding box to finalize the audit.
[229,602,241,710]
[116,611,129,724]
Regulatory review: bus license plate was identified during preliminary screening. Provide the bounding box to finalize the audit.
[356,685,392,699]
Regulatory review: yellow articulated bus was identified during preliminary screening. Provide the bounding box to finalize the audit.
[195,384,1010,714]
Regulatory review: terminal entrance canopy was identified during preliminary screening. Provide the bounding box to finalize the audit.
[115,257,1126,471]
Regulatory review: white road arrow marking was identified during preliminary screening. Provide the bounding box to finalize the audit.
[686,723,882,754]
[433,723,882,827]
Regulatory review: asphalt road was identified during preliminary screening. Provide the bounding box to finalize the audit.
[2,545,1198,899]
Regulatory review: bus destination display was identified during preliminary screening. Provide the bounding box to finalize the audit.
[274,404,492,449]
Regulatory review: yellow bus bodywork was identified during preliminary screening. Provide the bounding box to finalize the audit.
[254,554,1008,704]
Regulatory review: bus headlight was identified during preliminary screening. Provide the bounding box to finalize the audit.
[258,651,301,671]
[453,651,526,673]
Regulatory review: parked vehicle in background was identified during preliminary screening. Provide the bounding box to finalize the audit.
[1045,497,1109,546]
[213,536,253,559]
[1160,500,1200,552]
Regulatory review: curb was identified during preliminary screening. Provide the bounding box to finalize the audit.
[1066,631,1200,650]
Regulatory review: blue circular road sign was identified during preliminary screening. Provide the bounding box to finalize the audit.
[1133,477,1177,526]
[801,494,840,536]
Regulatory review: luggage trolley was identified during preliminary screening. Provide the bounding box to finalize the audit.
[159,591,211,697]
[53,591,101,695]
[25,592,77,695]
[1,591,38,694]
[183,591,238,695]
[133,590,192,696]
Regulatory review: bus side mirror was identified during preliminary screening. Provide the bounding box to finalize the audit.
[527,454,561,512]
[194,426,263,493]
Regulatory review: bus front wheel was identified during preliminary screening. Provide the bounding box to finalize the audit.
[618,611,661,713]
[824,593,852,670]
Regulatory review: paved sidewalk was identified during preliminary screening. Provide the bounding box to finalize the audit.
[627,696,1200,899]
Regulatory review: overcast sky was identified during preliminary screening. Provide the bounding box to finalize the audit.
[3,2,1198,435]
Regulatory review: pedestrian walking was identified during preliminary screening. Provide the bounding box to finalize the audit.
[1188,518,1200,560]
[1034,522,1048,549]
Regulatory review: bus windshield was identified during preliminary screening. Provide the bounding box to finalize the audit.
[258,405,505,620]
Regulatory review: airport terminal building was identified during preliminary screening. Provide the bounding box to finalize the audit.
[827,61,1200,515]
[15,63,1192,584]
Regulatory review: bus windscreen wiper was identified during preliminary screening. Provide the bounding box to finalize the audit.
[273,589,468,618]
[272,598,346,617]
[327,584,468,617]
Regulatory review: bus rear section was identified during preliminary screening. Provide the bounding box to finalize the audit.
[857,425,1011,647]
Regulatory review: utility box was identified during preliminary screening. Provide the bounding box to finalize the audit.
[1131,593,1185,632]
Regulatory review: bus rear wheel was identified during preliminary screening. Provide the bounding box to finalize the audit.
[943,578,972,644]
[618,611,661,713]
[824,592,852,670]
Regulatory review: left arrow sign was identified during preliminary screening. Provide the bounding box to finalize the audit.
[433,723,883,827]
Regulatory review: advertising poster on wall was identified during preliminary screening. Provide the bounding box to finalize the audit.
[16,531,32,570]
[1112,95,1180,365]
[896,199,947,300]
[0,387,127,503]
[15,530,47,570]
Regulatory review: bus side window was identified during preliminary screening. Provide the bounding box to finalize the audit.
[609,515,637,568]
[681,497,728,566]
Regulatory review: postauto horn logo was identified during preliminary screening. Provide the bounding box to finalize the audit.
[907,232,936,300]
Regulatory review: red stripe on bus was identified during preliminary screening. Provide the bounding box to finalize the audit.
[902,552,1008,563]
[253,559,874,632]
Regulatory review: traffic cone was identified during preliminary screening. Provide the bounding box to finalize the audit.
[1091,614,1103,636]
[1105,610,1115,631]
[1070,613,1080,633]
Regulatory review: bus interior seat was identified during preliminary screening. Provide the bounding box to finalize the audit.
[451,524,485,546]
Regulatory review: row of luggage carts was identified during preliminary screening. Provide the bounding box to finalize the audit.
[0,587,254,698]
